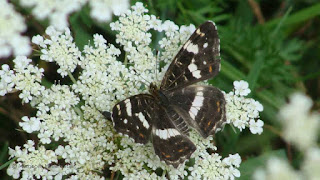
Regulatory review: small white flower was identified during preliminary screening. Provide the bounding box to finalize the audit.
[38,130,52,144]
[253,100,264,112]
[226,153,242,167]
[234,119,246,131]
[249,119,264,135]
[23,140,36,152]
[234,80,251,96]
[19,116,41,133]
[229,167,241,179]
[0,64,15,96]
[7,162,22,179]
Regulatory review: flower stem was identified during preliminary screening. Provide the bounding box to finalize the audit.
[264,124,282,137]
[73,106,84,121]
[67,71,77,84]
[0,157,17,170]
[124,52,128,67]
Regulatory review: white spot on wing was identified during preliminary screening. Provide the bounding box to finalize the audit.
[155,128,180,139]
[203,43,208,48]
[186,43,199,54]
[123,119,128,124]
[116,104,121,115]
[192,70,201,79]
[137,112,150,129]
[124,99,132,116]
[189,91,204,119]
[189,107,197,119]
[196,29,205,37]
[188,63,197,72]
[188,58,201,79]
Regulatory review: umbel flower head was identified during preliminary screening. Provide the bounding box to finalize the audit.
[253,93,320,180]
[2,2,263,179]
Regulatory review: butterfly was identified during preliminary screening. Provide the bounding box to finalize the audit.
[102,21,226,168]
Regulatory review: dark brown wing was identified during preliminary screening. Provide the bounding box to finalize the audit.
[111,94,156,144]
[152,105,196,168]
[161,21,221,92]
[167,85,226,138]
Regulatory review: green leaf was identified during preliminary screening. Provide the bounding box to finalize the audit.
[238,149,287,180]
[266,3,320,28]
[69,10,93,50]
[246,52,265,91]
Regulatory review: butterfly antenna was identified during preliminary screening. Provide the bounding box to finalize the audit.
[155,50,160,82]
[132,69,152,87]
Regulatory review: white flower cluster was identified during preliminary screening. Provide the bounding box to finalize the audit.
[32,27,83,77]
[19,0,129,30]
[253,93,320,180]
[0,56,44,103]
[187,131,241,180]
[278,93,319,151]
[225,80,264,134]
[2,2,265,180]
[89,0,129,22]
[20,0,86,30]
[0,1,31,58]
[109,129,241,180]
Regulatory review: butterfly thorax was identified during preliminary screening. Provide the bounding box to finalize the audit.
[149,83,170,106]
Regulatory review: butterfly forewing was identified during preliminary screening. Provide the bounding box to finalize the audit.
[167,85,226,138]
[161,21,220,92]
[111,94,156,144]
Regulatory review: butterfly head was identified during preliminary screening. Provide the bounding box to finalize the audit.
[149,83,169,106]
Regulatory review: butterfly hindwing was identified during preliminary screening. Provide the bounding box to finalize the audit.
[161,21,220,92]
[168,85,226,138]
[152,106,196,167]
[111,94,156,144]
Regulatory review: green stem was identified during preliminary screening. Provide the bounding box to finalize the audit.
[147,0,156,15]
[124,52,128,67]
[67,71,77,84]
[73,106,84,121]
[0,157,17,170]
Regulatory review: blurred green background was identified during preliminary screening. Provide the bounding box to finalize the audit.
[1,0,320,179]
